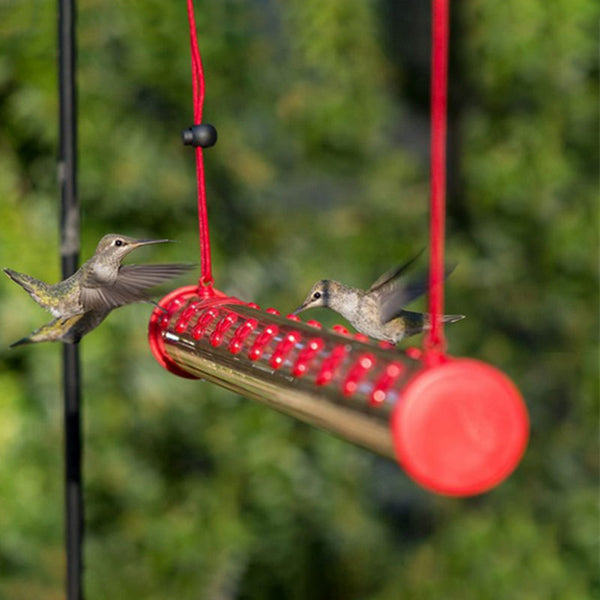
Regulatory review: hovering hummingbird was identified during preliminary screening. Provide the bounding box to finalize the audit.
[293,252,464,344]
[4,233,192,346]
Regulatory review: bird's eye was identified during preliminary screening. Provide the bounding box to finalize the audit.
[114,239,124,247]
[313,292,321,300]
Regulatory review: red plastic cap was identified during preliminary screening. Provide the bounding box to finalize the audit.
[391,358,529,496]
[148,285,235,379]
[148,286,202,379]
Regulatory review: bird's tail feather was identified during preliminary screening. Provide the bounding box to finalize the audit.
[395,311,465,339]
[9,336,33,348]
[3,268,48,297]
[441,314,465,325]
[422,313,465,328]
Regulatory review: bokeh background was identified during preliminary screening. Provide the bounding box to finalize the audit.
[0,0,597,598]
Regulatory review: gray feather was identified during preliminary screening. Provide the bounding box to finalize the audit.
[379,262,457,325]
[368,249,424,293]
[81,263,193,311]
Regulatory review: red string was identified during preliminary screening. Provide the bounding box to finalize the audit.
[425,0,449,363]
[185,0,449,322]
[186,0,214,291]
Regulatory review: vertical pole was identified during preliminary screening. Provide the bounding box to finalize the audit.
[58,0,83,598]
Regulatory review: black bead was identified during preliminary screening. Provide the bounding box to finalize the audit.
[182,123,218,148]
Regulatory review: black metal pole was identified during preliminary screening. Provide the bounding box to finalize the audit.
[58,0,83,598]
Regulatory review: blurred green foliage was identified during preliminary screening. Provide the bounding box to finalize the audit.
[0,0,597,598]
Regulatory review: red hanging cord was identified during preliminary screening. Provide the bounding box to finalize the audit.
[186,0,214,292]
[425,0,449,364]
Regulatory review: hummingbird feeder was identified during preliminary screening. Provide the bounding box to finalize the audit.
[148,0,529,496]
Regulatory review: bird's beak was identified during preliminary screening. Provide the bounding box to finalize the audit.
[292,303,307,316]
[132,238,173,248]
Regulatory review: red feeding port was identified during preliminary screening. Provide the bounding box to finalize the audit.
[210,313,238,347]
[292,338,325,377]
[228,318,258,354]
[270,332,301,369]
[371,362,405,406]
[343,353,376,396]
[248,324,280,361]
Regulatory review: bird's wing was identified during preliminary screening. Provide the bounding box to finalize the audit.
[368,249,425,293]
[368,250,428,323]
[81,264,194,311]
[378,262,457,325]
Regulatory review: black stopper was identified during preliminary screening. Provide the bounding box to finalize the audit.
[182,123,218,148]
